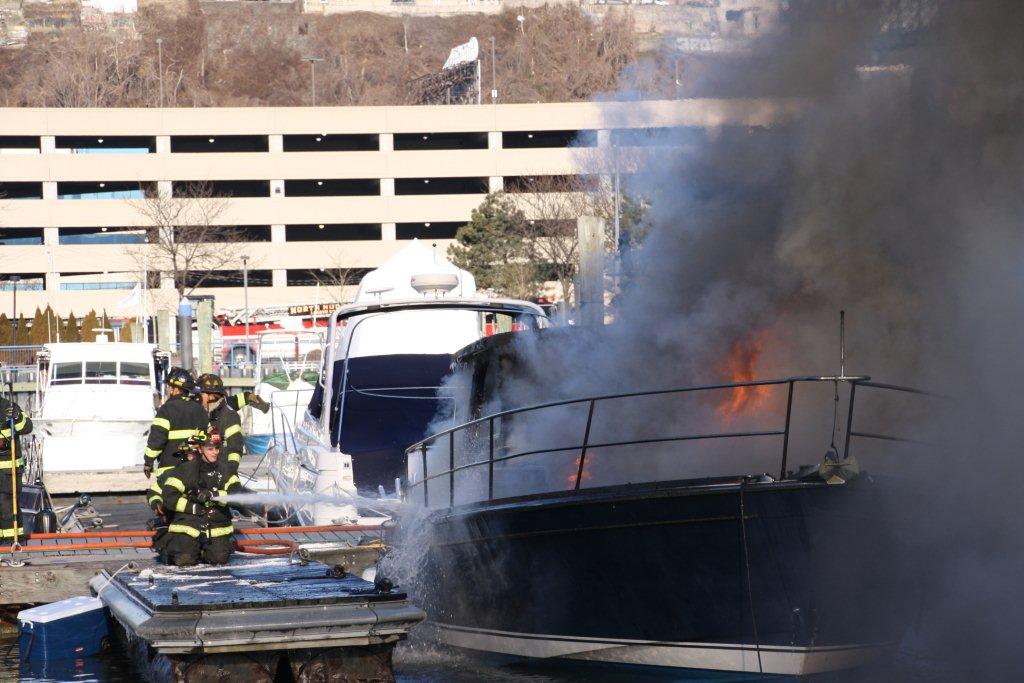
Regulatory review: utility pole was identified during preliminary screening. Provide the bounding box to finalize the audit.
[303,57,324,106]
[490,37,497,102]
[156,38,164,108]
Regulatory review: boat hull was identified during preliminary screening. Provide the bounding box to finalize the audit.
[414,477,913,677]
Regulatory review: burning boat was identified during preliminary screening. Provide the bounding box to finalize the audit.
[403,328,926,677]
[269,241,548,525]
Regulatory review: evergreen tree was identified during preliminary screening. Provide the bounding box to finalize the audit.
[0,313,11,346]
[101,310,110,334]
[64,311,81,342]
[29,307,48,345]
[45,306,59,343]
[14,314,30,345]
[81,310,100,342]
[448,192,542,300]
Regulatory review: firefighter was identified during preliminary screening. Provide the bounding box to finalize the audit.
[0,393,32,545]
[226,390,270,415]
[149,429,242,566]
[143,367,208,480]
[196,374,244,477]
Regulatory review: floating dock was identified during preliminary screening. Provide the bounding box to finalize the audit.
[90,556,423,682]
[1,525,385,609]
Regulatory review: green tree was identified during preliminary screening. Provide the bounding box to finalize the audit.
[448,193,542,300]
[0,313,11,346]
[64,311,81,342]
[29,307,49,345]
[81,310,100,342]
[14,314,30,345]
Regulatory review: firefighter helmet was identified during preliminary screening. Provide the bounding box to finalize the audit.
[165,367,194,391]
[197,373,226,395]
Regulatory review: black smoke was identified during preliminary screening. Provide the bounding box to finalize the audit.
[486,0,1024,677]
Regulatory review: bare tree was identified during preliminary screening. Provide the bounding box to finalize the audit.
[130,181,252,298]
[309,253,369,306]
[513,175,597,306]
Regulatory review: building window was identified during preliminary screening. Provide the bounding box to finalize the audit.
[59,228,147,245]
[283,134,379,152]
[171,136,269,153]
[60,281,137,291]
[502,130,598,148]
[0,229,44,245]
[286,268,372,286]
[183,270,273,288]
[172,180,269,198]
[58,181,152,199]
[394,177,488,195]
[0,275,45,291]
[503,175,596,193]
[286,224,381,241]
[393,132,488,151]
[0,136,41,154]
[611,126,705,147]
[55,136,156,154]
[396,222,463,240]
[0,182,43,199]
[284,179,380,197]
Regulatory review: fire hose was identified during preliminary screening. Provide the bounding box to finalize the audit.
[2,523,381,554]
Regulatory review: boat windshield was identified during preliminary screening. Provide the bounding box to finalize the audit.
[50,360,152,386]
[258,334,323,389]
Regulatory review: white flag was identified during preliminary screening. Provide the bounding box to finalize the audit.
[114,283,141,312]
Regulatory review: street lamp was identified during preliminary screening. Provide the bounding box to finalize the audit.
[241,256,250,368]
[303,57,324,106]
[9,276,20,346]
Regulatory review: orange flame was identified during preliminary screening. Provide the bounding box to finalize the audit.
[567,454,593,488]
[717,333,772,419]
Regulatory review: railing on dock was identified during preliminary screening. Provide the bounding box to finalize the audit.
[404,376,935,509]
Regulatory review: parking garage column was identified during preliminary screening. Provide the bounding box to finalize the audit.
[269,134,283,153]
[42,181,57,200]
[157,180,172,199]
[271,180,285,197]
[488,131,502,149]
[43,228,58,245]
[380,133,394,152]
[597,129,612,148]
[380,178,395,196]
[382,223,396,241]
[45,271,60,296]
[156,135,171,154]
[41,136,56,154]
[489,176,504,192]
[273,270,286,288]
[271,225,285,242]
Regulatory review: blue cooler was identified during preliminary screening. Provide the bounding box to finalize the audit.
[18,596,109,661]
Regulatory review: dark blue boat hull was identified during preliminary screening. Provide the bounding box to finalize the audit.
[414,477,914,676]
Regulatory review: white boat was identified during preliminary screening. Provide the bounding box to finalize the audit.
[268,241,549,526]
[242,329,324,456]
[29,341,165,494]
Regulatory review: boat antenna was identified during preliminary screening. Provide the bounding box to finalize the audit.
[840,309,846,380]
[829,310,845,450]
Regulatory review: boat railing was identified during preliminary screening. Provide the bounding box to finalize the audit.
[404,375,935,509]
[268,387,316,454]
